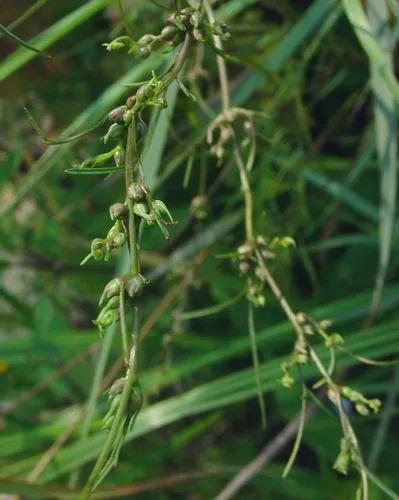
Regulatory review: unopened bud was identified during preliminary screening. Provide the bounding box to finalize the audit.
[108,106,126,123]
[110,203,127,220]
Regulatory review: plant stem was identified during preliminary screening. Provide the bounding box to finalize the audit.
[80,336,139,499]
[119,287,129,363]
[203,0,230,112]
[248,302,266,428]
[125,120,140,275]
[234,145,254,242]
[161,33,190,89]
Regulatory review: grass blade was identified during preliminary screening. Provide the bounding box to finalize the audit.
[0,0,111,82]
[342,0,399,104]
[367,0,397,312]
[0,23,48,56]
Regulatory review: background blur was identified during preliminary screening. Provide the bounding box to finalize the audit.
[1,0,399,498]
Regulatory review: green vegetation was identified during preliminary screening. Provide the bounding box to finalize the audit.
[1,0,399,498]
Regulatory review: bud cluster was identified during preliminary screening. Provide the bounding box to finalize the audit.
[81,219,127,266]
[207,108,253,162]
[102,377,143,430]
[236,235,293,307]
[103,6,229,59]
[128,182,175,239]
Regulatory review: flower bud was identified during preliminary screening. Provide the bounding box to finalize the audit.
[109,202,127,220]
[189,11,200,27]
[134,202,151,219]
[128,183,148,202]
[333,438,351,475]
[138,34,155,46]
[95,308,116,331]
[108,378,125,399]
[112,232,127,248]
[255,266,267,282]
[238,243,253,257]
[91,238,105,260]
[125,273,148,298]
[193,28,205,42]
[104,123,125,143]
[239,260,251,275]
[126,95,136,109]
[108,106,126,123]
[160,25,177,41]
[138,45,151,57]
[99,278,123,306]
[114,146,125,167]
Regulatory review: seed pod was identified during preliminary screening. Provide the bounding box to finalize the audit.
[108,106,126,123]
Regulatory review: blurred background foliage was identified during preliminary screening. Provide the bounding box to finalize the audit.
[0,0,399,498]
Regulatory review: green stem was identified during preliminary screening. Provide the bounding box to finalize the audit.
[248,302,266,428]
[161,33,190,89]
[119,287,129,363]
[125,120,140,275]
[80,336,139,499]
